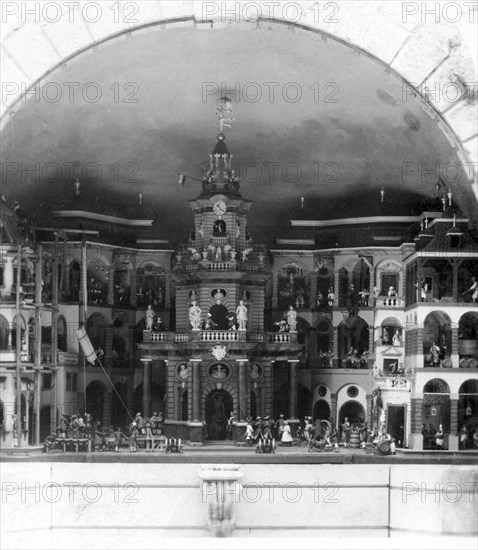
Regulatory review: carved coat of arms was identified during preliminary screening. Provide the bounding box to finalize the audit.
[211,345,227,361]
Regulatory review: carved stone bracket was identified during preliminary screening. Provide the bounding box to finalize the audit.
[198,464,243,537]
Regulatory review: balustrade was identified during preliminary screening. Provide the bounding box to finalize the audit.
[200,331,239,342]
[375,296,404,308]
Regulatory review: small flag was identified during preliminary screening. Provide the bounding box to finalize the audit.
[178,174,186,186]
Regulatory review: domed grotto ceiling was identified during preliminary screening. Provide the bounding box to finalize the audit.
[0,23,476,243]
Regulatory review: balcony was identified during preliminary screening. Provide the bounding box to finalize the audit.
[375,296,404,308]
[374,375,411,390]
[143,330,297,344]
[0,349,31,363]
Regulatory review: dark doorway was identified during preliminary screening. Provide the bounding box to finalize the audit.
[40,405,51,442]
[313,399,331,421]
[181,390,188,421]
[297,384,313,419]
[86,381,106,424]
[339,400,365,426]
[205,389,233,440]
[134,383,165,418]
[250,390,257,420]
[387,405,405,447]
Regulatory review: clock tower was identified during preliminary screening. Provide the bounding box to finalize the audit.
[139,131,302,444]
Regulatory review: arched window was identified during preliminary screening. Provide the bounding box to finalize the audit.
[137,263,165,308]
[423,311,452,365]
[87,259,109,305]
[86,313,108,355]
[278,264,307,310]
[380,317,402,346]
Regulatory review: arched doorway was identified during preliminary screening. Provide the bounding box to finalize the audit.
[205,389,233,440]
[339,400,365,425]
[422,378,450,450]
[423,311,452,365]
[313,399,331,421]
[458,379,478,449]
[86,381,106,424]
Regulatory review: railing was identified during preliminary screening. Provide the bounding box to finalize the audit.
[375,296,404,308]
[248,332,296,344]
[185,264,199,272]
[237,264,256,272]
[207,262,231,271]
[200,331,240,342]
[375,375,411,389]
[210,236,229,246]
[150,332,168,342]
[57,351,79,365]
[0,349,32,362]
[142,330,298,344]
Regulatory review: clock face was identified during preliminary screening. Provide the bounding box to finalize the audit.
[213,200,227,216]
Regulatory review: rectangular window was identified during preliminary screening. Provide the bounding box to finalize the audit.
[66,372,78,392]
[381,273,398,295]
[41,373,52,390]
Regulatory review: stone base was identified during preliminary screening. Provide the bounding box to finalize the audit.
[232,422,247,442]
[188,422,205,443]
[409,433,423,451]
[448,435,458,451]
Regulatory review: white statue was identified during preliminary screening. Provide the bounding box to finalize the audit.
[215,246,222,262]
[145,305,155,330]
[189,300,202,331]
[286,305,297,332]
[235,300,248,330]
[392,328,402,346]
[198,219,204,238]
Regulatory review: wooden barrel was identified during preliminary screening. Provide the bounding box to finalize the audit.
[349,431,360,448]
[442,358,452,368]
[468,358,478,369]
[377,440,391,455]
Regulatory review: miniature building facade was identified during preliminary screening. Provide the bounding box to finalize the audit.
[1,136,477,449]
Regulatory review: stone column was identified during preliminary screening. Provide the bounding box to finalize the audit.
[333,326,339,368]
[141,359,152,417]
[417,327,424,368]
[452,259,459,302]
[333,269,340,307]
[237,359,247,422]
[451,325,459,368]
[366,393,374,426]
[288,360,299,420]
[449,395,459,451]
[330,393,337,426]
[191,359,201,422]
[409,395,423,450]
[189,359,203,443]
[309,272,318,309]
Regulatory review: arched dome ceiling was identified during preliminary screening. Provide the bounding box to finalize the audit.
[1,22,476,243]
